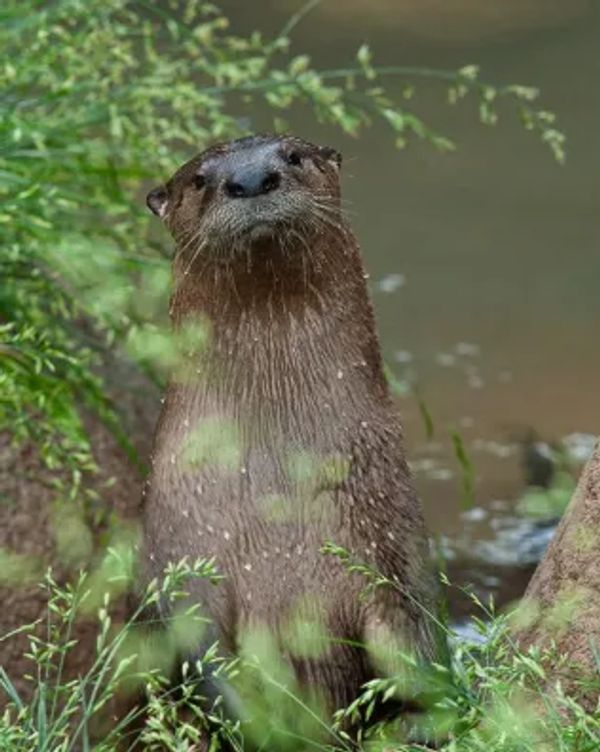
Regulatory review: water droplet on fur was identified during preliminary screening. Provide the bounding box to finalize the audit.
[244,563,252,571]
[337,369,344,379]
[223,531,230,540]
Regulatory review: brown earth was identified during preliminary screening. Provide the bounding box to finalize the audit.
[0,356,159,704]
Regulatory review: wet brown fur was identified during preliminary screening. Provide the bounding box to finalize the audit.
[140,135,442,727]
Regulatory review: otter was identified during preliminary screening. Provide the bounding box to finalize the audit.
[140,134,444,741]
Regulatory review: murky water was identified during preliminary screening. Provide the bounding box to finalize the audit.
[219,1,600,618]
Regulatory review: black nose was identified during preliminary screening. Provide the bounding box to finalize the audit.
[224,165,281,199]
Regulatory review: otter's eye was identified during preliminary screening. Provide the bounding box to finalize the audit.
[193,173,206,190]
[286,150,302,167]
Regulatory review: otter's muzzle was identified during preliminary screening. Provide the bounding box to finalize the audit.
[224,162,281,200]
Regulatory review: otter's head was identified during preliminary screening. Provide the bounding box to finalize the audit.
[146,135,343,262]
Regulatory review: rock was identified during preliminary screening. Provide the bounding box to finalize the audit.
[514,439,600,710]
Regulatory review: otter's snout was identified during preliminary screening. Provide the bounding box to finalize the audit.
[224,163,281,199]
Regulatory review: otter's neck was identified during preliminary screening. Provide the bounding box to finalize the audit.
[169,232,389,446]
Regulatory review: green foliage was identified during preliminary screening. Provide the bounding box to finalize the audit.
[1,557,597,751]
[517,471,576,521]
[517,442,582,521]
[0,554,225,752]
[451,430,476,509]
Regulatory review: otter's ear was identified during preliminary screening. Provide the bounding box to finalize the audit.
[146,185,169,219]
[319,146,342,170]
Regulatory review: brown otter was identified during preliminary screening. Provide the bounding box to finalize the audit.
[141,134,444,740]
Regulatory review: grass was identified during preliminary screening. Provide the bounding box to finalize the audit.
[0,549,597,751]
